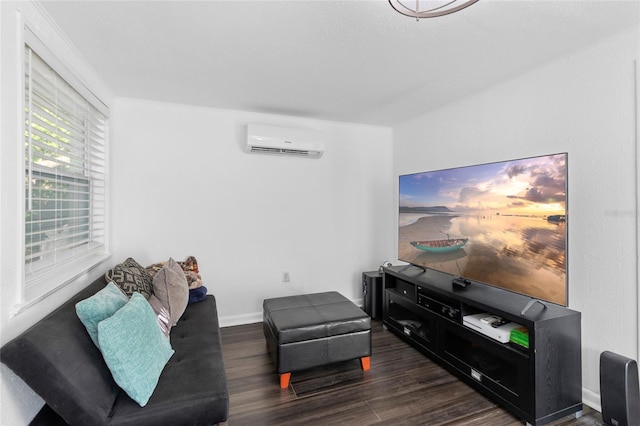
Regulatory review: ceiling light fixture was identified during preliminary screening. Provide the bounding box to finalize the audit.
[388,0,479,21]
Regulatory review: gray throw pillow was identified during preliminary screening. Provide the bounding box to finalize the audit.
[152,258,189,326]
[147,295,172,338]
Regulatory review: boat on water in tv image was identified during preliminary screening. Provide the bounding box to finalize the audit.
[410,237,469,253]
[398,152,568,306]
[546,214,566,223]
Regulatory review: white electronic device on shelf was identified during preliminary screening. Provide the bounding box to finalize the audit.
[463,313,520,343]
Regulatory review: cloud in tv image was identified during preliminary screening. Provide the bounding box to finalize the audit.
[399,153,567,305]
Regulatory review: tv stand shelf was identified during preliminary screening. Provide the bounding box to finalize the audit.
[382,266,582,426]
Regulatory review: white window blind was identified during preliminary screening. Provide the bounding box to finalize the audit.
[24,45,107,302]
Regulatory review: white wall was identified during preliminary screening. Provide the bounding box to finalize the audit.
[393,27,639,410]
[110,98,395,326]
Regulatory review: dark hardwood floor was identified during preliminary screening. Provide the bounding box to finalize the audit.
[220,321,603,426]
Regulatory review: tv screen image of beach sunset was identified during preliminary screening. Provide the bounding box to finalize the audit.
[398,153,567,306]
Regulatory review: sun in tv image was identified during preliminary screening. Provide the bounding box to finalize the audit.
[399,153,567,305]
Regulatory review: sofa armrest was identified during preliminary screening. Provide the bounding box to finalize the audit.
[1,278,121,424]
[1,278,229,426]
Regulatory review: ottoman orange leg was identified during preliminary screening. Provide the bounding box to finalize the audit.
[360,356,371,371]
[280,372,291,388]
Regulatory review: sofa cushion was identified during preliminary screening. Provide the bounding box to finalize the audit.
[152,258,189,326]
[75,281,129,348]
[106,258,153,299]
[98,293,174,407]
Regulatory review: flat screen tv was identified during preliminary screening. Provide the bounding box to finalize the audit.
[398,153,568,306]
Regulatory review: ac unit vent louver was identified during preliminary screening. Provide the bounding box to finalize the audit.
[250,147,310,156]
[246,124,324,159]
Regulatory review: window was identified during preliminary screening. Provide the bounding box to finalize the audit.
[23,44,108,303]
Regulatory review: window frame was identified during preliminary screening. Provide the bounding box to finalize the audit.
[17,26,111,311]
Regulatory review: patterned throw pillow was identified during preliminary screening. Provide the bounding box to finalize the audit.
[105,258,153,299]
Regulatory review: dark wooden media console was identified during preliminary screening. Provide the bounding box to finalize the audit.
[382,265,582,426]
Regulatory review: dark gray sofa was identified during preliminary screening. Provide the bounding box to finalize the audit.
[1,276,229,425]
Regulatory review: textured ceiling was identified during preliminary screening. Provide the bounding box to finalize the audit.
[40,0,639,126]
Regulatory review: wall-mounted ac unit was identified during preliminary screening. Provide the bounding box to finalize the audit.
[245,124,325,159]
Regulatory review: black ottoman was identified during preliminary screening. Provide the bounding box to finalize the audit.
[263,291,372,388]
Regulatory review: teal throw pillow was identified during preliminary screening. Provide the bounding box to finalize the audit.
[97,292,175,407]
[75,282,129,348]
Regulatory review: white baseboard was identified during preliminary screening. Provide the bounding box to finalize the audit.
[219,312,262,328]
[582,388,601,413]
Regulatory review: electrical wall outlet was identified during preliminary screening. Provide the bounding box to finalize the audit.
[282,271,290,282]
